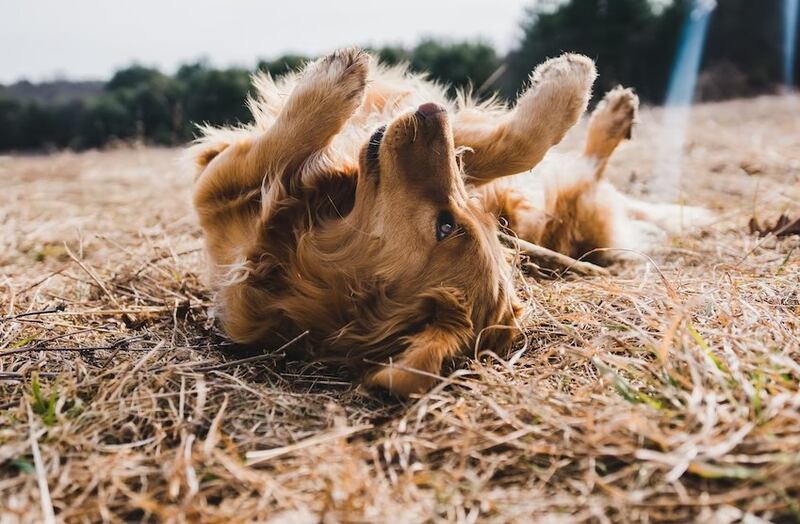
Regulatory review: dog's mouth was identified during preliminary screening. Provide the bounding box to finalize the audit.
[360,103,455,205]
[366,103,447,179]
[379,102,448,153]
[365,125,386,178]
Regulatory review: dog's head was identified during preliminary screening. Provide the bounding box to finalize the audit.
[331,103,521,395]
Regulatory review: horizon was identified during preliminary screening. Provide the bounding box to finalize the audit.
[1,0,526,84]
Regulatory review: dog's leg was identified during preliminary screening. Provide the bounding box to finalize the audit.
[491,87,639,263]
[454,54,596,186]
[251,48,369,170]
[194,48,369,212]
[583,86,639,179]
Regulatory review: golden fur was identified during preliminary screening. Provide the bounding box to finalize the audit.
[190,48,709,396]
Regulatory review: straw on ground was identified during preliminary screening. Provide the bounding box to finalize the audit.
[1,95,799,522]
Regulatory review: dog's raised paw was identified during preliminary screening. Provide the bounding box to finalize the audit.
[531,53,597,88]
[322,47,369,77]
[590,86,639,142]
[513,54,597,144]
[527,54,597,107]
[308,47,370,102]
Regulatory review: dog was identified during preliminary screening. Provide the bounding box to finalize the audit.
[189,48,708,396]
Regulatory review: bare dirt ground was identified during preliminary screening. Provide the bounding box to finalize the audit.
[1,95,799,523]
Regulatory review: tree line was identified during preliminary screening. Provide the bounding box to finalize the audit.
[0,0,796,152]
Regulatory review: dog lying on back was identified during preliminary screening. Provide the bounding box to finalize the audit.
[190,48,706,396]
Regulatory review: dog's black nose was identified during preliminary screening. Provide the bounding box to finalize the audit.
[416,102,446,118]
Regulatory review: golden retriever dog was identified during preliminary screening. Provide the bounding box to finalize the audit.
[189,48,708,396]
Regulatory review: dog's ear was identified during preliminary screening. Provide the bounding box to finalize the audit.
[364,326,466,396]
[473,297,524,358]
[364,289,473,396]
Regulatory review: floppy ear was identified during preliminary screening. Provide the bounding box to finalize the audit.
[363,289,473,396]
[364,326,467,396]
[474,297,525,358]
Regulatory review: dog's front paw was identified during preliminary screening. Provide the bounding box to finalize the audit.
[309,47,370,104]
[513,54,597,142]
[529,53,597,97]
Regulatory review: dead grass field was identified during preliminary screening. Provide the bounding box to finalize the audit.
[1,95,799,523]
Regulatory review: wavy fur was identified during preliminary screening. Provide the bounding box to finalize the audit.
[190,48,708,396]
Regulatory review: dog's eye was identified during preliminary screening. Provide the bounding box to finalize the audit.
[436,210,457,241]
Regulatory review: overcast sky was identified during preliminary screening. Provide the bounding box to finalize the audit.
[1,0,529,83]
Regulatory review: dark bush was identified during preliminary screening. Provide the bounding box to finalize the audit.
[0,2,797,152]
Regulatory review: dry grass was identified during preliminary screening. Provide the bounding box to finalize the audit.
[2,95,799,523]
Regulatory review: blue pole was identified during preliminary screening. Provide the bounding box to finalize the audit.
[785,0,799,90]
[665,1,715,106]
[653,0,716,200]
